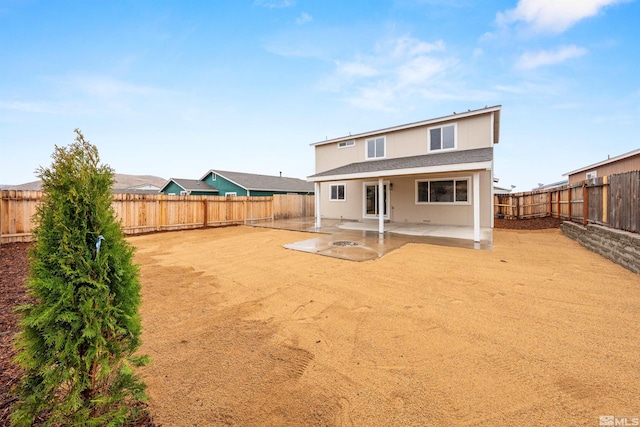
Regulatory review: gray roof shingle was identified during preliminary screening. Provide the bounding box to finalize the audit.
[309,147,493,179]
[170,178,219,193]
[210,170,314,193]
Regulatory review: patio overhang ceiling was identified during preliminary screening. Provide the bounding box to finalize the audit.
[307,147,493,183]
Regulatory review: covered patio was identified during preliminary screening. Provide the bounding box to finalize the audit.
[250,217,492,261]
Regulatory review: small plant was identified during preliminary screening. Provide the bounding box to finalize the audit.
[11,129,149,427]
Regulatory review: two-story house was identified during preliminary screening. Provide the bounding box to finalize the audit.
[307,105,501,242]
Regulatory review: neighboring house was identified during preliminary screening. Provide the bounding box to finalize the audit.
[307,105,501,242]
[159,178,219,196]
[493,177,515,194]
[493,185,513,194]
[7,174,166,192]
[127,183,162,191]
[199,170,314,196]
[532,180,568,191]
[115,183,163,195]
[564,148,640,185]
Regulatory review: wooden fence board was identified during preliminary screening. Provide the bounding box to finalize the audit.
[1,192,313,243]
[492,170,639,235]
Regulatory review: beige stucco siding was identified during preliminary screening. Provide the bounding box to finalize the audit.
[318,170,493,227]
[314,113,494,174]
[456,115,493,151]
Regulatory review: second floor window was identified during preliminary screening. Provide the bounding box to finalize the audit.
[429,124,456,152]
[366,136,385,159]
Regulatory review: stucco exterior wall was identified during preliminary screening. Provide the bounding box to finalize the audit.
[318,169,493,227]
[314,113,494,174]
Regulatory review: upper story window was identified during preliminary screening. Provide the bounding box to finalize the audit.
[338,140,355,149]
[366,136,385,159]
[428,123,456,152]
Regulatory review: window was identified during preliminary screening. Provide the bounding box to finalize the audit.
[416,178,469,204]
[366,136,385,159]
[210,173,216,180]
[330,184,346,201]
[586,171,597,180]
[225,192,237,196]
[428,124,456,152]
[338,140,355,148]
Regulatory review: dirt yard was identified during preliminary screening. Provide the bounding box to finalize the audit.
[129,226,639,427]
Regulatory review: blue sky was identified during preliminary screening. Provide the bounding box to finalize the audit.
[1,0,638,191]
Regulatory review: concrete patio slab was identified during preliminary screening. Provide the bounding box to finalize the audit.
[249,217,492,261]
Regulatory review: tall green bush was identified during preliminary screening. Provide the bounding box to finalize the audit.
[11,129,148,427]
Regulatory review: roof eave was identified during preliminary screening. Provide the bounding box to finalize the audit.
[311,105,502,147]
[307,161,493,182]
[563,148,640,176]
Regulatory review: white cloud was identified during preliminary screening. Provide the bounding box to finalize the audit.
[497,0,629,33]
[322,36,456,110]
[336,60,379,78]
[296,12,312,25]
[254,0,295,8]
[515,45,588,69]
[396,56,454,86]
[389,37,445,58]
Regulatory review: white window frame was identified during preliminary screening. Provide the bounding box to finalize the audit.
[415,177,471,205]
[362,181,390,219]
[585,171,597,180]
[427,123,457,153]
[338,140,355,149]
[365,136,386,160]
[225,192,237,196]
[329,183,346,201]
[210,173,217,181]
[180,190,188,196]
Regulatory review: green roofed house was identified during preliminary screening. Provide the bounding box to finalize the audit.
[199,170,314,196]
[159,178,219,196]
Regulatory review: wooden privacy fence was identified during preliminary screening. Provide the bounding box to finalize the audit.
[0,192,315,244]
[494,170,640,234]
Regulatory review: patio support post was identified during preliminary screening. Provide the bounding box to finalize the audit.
[314,182,321,228]
[378,177,384,234]
[473,172,480,242]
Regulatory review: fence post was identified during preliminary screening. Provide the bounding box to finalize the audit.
[602,175,608,225]
[567,187,572,221]
[583,184,589,226]
[0,190,3,245]
[203,199,208,228]
[556,190,561,220]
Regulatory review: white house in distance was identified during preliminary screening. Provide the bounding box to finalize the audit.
[307,105,501,243]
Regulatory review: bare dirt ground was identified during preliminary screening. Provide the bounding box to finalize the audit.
[129,225,639,427]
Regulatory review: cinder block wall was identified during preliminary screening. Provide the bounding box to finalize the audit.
[561,222,640,274]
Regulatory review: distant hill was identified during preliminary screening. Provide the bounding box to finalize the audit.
[4,174,167,191]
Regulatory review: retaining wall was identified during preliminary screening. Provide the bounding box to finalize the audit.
[561,221,640,274]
